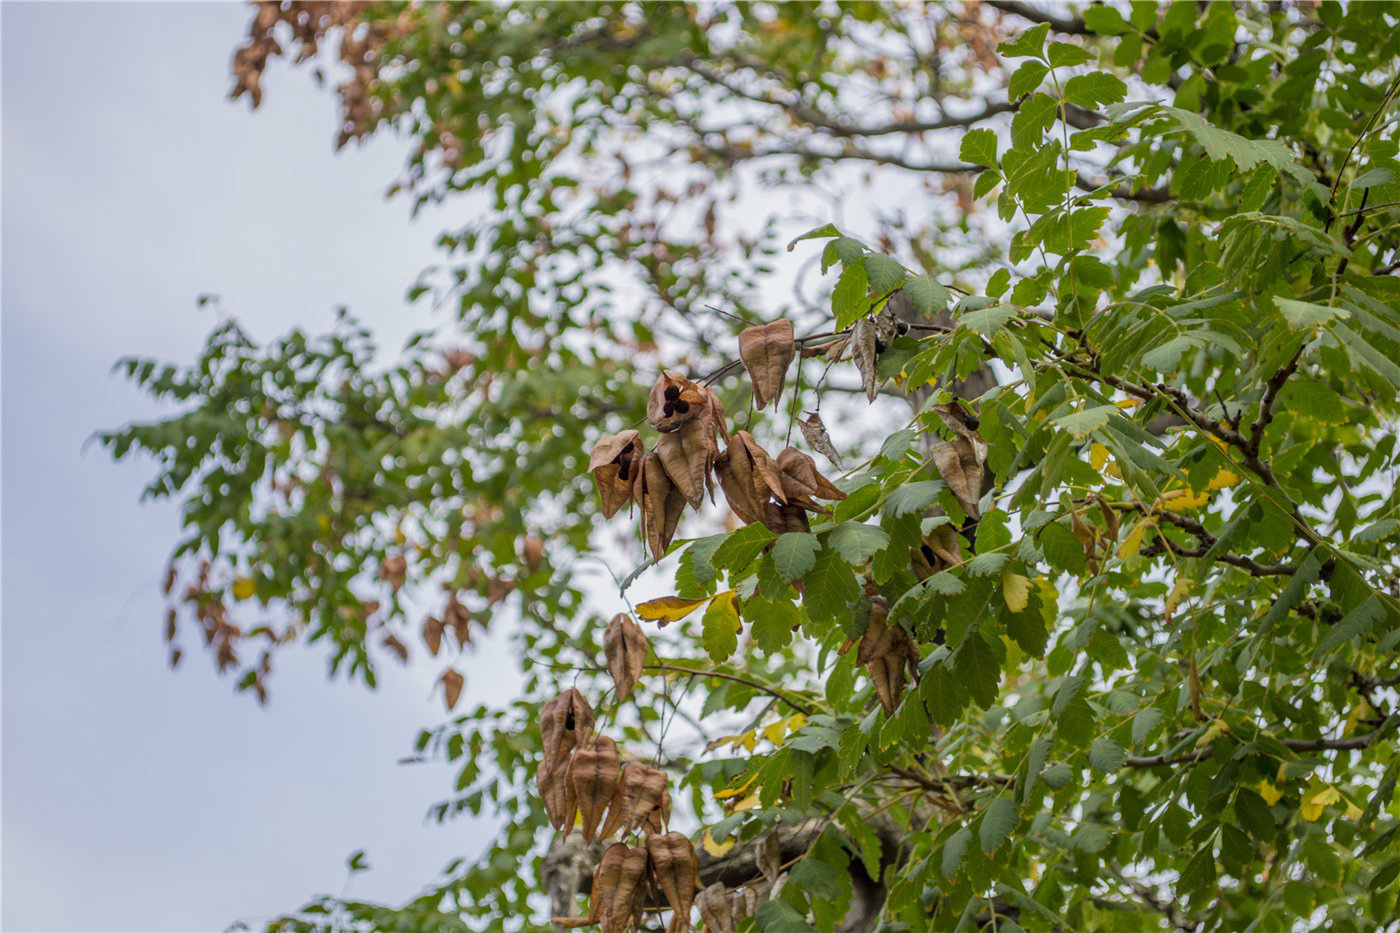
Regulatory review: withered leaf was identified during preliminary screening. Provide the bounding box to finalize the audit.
[639,454,687,561]
[647,371,707,433]
[851,317,880,402]
[646,831,699,933]
[589,430,645,520]
[798,411,843,468]
[928,403,986,519]
[570,735,621,843]
[737,318,796,410]
[441,667,464,711]
[604,613,649,702]
[655,417,715,510]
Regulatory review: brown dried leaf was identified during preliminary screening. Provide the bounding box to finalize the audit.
[647,371,707,433]
[851,317,880,402]
[928,403,986,519]
[798,411,843,469]
[441,667,464,711]
[570,735,621,843]
[655,418,715,510]
[640,454,687,561]
[590,430,645,520]
[604,613,649,702]
[646,831,699,933]
[738,319,796,410]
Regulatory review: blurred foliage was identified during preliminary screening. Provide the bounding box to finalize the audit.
[104,2,1400,931]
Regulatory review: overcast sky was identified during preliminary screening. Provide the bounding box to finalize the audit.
[2,4,520,930]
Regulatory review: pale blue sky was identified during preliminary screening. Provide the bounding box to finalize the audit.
[2,4,517,929]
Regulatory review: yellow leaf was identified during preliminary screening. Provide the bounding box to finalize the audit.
[731,793,760,812]
[762,720,788,746]
[1118,520,1152,559]
[713,774,758,801]
[1195,718,1229,748]
[1089,442,1109,472]
[636,594,712,625]
[1002,571,1032,613]
[742,730,757,752]
[1345,799,1363,821]
[1206,468,1241,491]
[1165,576,1193,621]
[1345,697,1371,735]
[232,577,256,601]
[1114,399,1140,409]
[1160,489,1211,512]
[1258,780,1283,806]
[1301,778,1340,821]
[785,712,808,732]
[702,827,736,857]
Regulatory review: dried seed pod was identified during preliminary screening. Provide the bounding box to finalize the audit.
[912,524,964,580]
[646,831,699,933]
[714,448,763,526]
[537,755,578,832]
[696,883,736,933]
[737,318,796,410]
[600,762,669,839]
[648,371,707,432]
[928,403,986,519]
[851,317,880,402]
[775,447,847,511]
[760,501,812,535]
[798,411,843,468]
[604,613,649,703]
[590,430,646,520]
[585,842,629,931]
[639,454,687,561]
[646,786,673,834]
[570,735,621,843]
[655,417,715,510]
[857,598,920,715]
[607,844,651,933]
[540,688,595,775]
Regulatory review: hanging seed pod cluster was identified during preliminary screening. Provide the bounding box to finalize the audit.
[588,318,847,560]
[539,613,703,933]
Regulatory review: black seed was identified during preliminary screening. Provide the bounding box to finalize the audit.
[896,320,909,335]
[673,400,690,414]
[964,415,980,431]
[620,442,634,455]
[663,402,675,416]
[875,338,887,354]
[618,462,630,481]
[920,543,936,563]
[664,386,681,401]
[565,712,575,729]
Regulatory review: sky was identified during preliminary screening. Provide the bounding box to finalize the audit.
[1,4,519,930]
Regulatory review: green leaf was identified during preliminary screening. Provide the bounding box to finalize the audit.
[1275,296,1348,331]
[960,128,1000,168]
[865,253,907,293]
[1047,43,1094,68]
[1063,72,1127,107]
[701,591,741,663]
[1089,737,1126,772]
[998,22,1050,59]
[979,797,1018,853]
[1052,404,1118,436]
[1082,5,1130,34]
[832,260,869,330]
[747,595,799,654]
[959,304,1016,336]
[787,223,840,251]
[921,662,970,726]
[754,900,814,933]
[1314,595,1384,658]
[1131,707,1165,746]
[713,522,777,572]
[1041,762,1073,789]
[885,480,946,519]
[804,546,861,626]
[828,522,891,566]
[903,274,950,314]
[1008,61,1048,101]
[772,532,820,582]
[941,827,972,878]
[955,630,1004,708]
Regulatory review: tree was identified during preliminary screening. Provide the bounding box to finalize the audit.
[102,2,1400,930]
